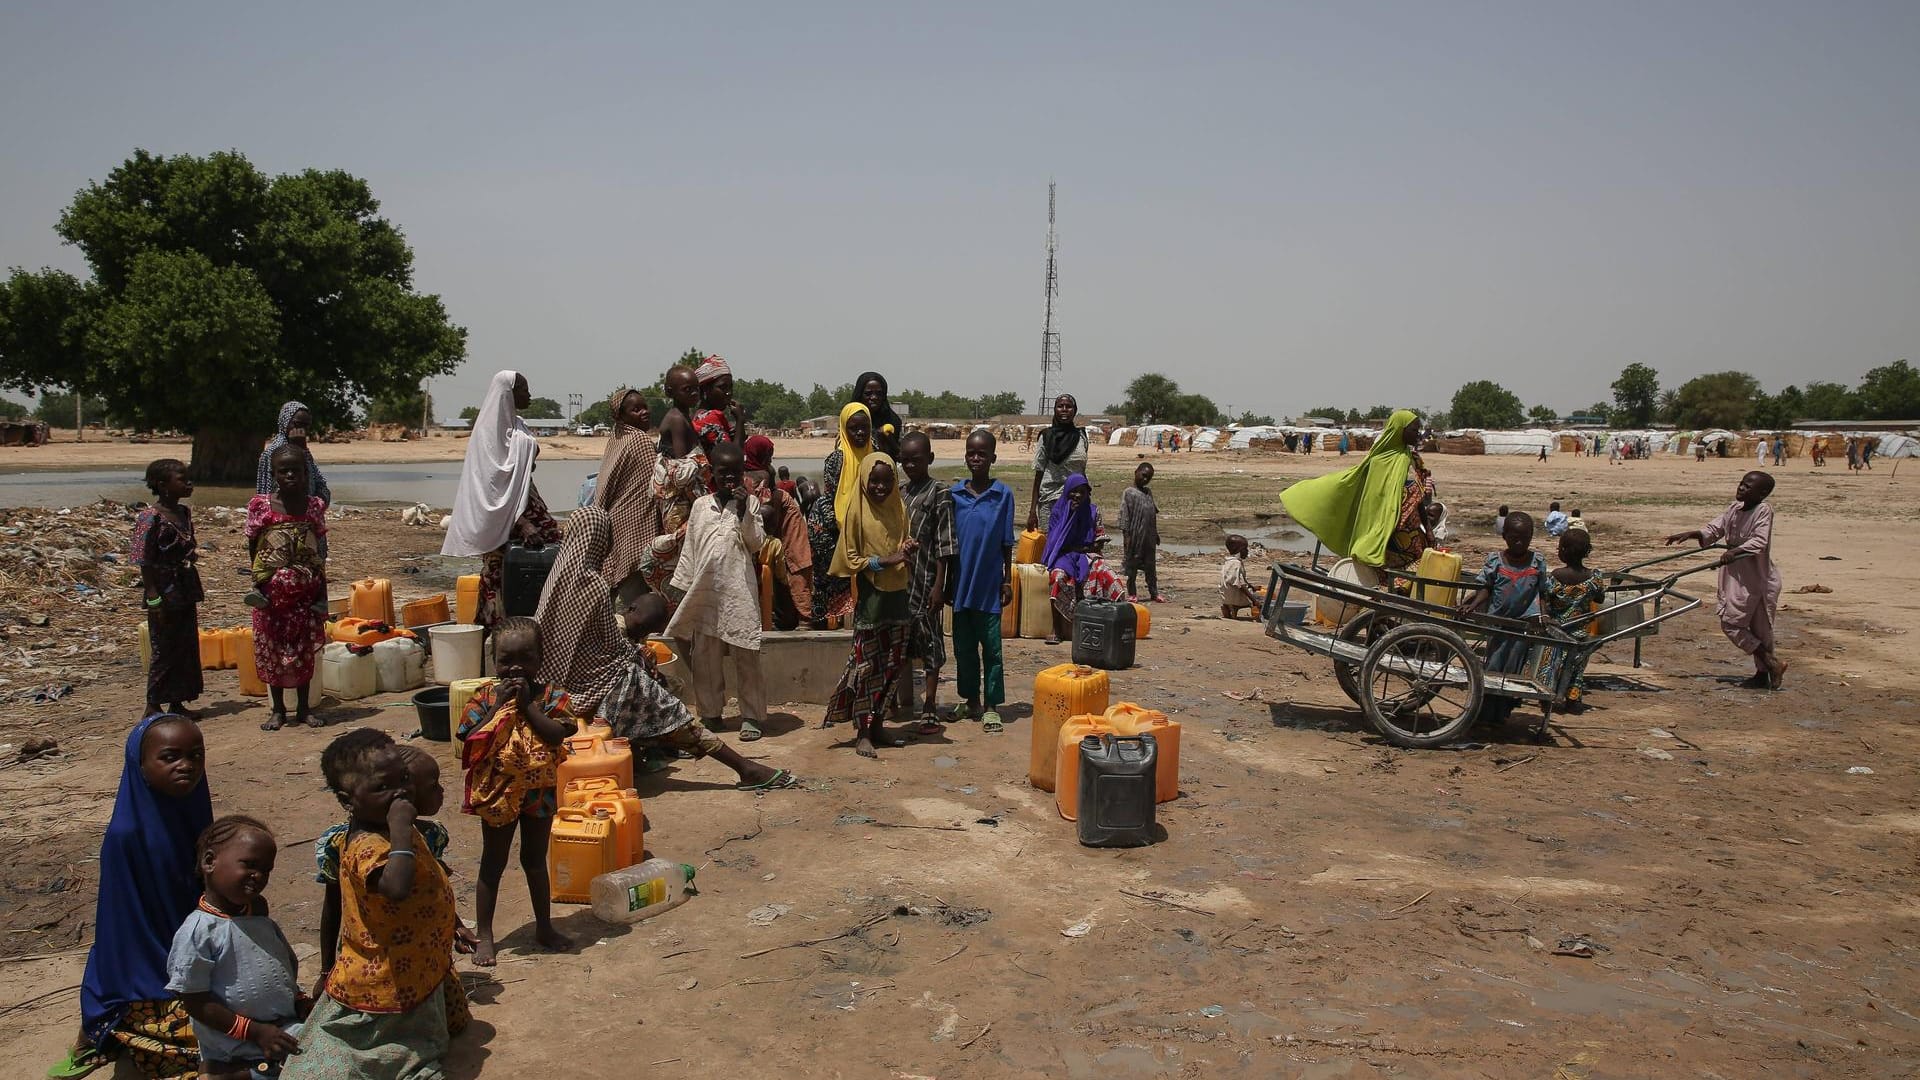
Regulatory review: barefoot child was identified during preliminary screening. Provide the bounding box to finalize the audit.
[248,443,329,731]
[825,454,919,757]
[55,715,209,1080]
[1119,461,1162,602]
[1219,535,1264,618]
[285,743,455,1078]
[1666,471,1786,689]
[948,431,1016,733]
[897,432,955,733]
[168,816,306,1080]
[316,732,472,1037]
[133,459,205,720]
[601,593,799,790]
[1537,527,1606,711]
[457,617,575,966]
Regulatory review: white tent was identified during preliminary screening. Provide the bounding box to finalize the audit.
[1479,429,1558,456]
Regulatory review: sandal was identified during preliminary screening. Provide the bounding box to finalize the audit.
[738,720,763,742]
[736,768,800,792]
[981,710,1004,734]
[47,1047,108,1080]
[950,702,974,722]
[916,713,944,736]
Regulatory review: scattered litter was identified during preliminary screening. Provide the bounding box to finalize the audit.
[17,736,59,762]
[1552,935,1607,958]
[1639,747,1673,761]
[1846,766,1875,775]
[1061,916,1096,938]
[931,756,959,769]
[1818,555,1841,561]
[28,683,73,704]
[958,785,977,795]
[676,978,698,991]
[746,904,791,926]
[1792,584,1833,594]
[1198,1005,1225,1018]
[1646,728,1674,740]
[834,814,876,827]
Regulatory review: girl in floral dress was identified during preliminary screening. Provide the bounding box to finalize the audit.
[248,444,329,731]
[1536,527,1606,710]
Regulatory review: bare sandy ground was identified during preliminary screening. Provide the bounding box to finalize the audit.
[1,447,1915,1078]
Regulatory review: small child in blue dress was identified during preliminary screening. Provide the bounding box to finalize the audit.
[1459,510,1548,675]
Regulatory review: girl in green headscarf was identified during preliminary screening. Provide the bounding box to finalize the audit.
[1279,410,1435,568]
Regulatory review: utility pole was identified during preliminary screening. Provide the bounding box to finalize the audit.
[1038,182,1061,414]
[567,393,583,426]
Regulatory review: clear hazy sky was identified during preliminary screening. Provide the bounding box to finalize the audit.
[3,1,1916,422]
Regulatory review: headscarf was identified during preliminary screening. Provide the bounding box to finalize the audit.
[743,434,776,476]
[1040,473,1099,581]
[1043,394,1083,466]
[830,451,910,590]
[853,372,903,457]
[254,400,332,505]
[592,388,659,584]
[442,370,540,557]
[80,715,213,1048]
[831,402,874,527]
[533,506,625,714]
[1279,409,1421,567]
[695,355,732,384]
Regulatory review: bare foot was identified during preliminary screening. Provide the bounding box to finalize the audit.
[854,733,878,759]
[260,710,287,732]
[472,935,497,967]
[1768,658,1789,690]
[535,926,572,952]
[300,710,324,729]
[169,704,203,721]
[868,721,907,749]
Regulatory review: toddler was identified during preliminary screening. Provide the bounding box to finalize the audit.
[1219,535,1264,619]
[168,815,305,1079]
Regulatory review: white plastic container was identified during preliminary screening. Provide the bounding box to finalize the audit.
[429,624,484,685]
[589,859,696,925]
[372,638,426,693]
[320,642,377,701]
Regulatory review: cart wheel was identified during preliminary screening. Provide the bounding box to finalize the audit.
[1359,622,1484,749]
[1332,610,1398,706]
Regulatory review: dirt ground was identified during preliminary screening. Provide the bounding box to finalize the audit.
[2,445,1916,1078]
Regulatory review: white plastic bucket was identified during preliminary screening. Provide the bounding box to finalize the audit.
[429,624,485,685]
[1314,558,1381,627]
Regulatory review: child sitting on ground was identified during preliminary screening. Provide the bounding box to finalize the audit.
[316,732,474,1036]
[1219,535,1265,619]
[1566,507,1587,533]
[286,741,455,1077]
[457,617,576,967]
[248,443,331,731]
[600,593,800,790]
[1544,501,1568,537]
[168,816,306,1080]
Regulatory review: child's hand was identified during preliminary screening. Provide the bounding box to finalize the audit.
[454,922,480,954]
[387,795,417,837]
[310,970,330,1002]
[1001,583,1014,608]
[251,1021,301,1060]
[901,538,920,556]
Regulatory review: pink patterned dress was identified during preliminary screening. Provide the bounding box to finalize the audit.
[246,494,328,687]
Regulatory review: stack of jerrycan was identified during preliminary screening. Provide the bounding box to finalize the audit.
[454,575,482,625]
[1075,733,1159,847]
[1054,702,1182,819]
[1028,665,1110,792]
[549,730,639,902]
[349,578,398,626]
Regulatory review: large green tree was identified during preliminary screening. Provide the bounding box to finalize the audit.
[1609,363,1660,428]
[1800,381,1859,420]
[732,377,808,429]
[35,391,111,427]
[522,396,564,420]
[1448,380,1525,429]
[1527,404,1558,426]
[1119,373,1182,423]
[1670,371,1761,429]
[1856,359,1920,420]
[0,150,465,479]
[976,391,1027,417]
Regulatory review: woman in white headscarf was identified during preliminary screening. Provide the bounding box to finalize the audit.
[442,370,562,627]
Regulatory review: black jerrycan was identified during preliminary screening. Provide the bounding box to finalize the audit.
[502,544,559,617]
[1071,601,1136,670]
[1076,733,1158,847]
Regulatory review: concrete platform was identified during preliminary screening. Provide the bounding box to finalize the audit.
[651,629,853,709]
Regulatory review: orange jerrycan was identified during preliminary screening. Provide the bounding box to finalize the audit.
[1106,703,1180,804]
[555,735,634,794]
[454,574,482,625]
[350,578,397,626]
[758,562,774,632]
[1029,664,1111,791]
[561,775,622,809]
[1001,567,1021,639]
[1132,602,1151,640]
[1054,714,1115,820]
[232,628,267,696]
[548,809,618,904]
[1015,529,1046,565]
[583,791,646,866]
[401,594,451,628]
[198,629,224,671]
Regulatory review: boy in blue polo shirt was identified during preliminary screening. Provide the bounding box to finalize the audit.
[948,430,1016,733]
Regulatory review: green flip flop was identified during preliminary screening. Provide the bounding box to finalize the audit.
[981,710,1004,734]
[47,1047,107,1080]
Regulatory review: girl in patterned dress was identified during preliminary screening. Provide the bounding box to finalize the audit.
[1536,527,1606,711]
[823,453,919,756]
[132,459,204,719]
[247,444,329,731]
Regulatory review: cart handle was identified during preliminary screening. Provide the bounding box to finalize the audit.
[1610,543,1727,576]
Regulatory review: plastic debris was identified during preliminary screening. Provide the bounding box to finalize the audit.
[1846,766,1875,775]
[1061,916,1096,938]
[746,904,791,926]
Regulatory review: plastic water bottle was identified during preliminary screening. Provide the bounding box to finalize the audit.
[589,859,696,924]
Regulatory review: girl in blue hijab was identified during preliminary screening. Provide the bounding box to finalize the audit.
[53,715,211,1080]
[1038,474,1126,643]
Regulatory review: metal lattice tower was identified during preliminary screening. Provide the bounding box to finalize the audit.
[1038,182,1061,413]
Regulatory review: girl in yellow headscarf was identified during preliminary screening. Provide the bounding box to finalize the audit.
[1279,410,1435,569]
[824,452,919,757]
[804,403,873,627]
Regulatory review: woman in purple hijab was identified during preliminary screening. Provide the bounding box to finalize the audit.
[1039,474,1126,643]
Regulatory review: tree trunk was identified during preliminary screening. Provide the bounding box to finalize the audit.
[190,427,265,486]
